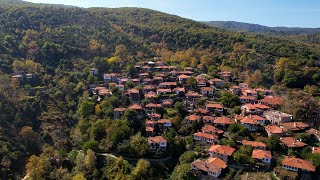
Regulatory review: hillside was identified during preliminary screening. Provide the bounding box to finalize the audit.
[0,0,319,179]
[203,21,320,35]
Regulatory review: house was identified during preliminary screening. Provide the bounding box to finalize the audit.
[193,108,211,116]
[208,145,236,162]
[206,103,224,114]
[265,125,285,137]
[186,114,201,124]
[258,96,283,108]
[218,71,231,81]
[89,68,99,75]
[202,116,217,124]
[148,136,167,152]
[162,100,173,108]
[103,73,117,82]
[156,88,172,95]
[280,122,310,133]
[252,149,272,164]
[144,103,161,113]
[157,119,172,130]
[116,84,125,91]
[193,132,218,146]
[229,86,241,95]
[264,110,293,125]
[241,103,270,116]
[250,115,268,125]
[173,87,185,96]
[282,157,315,172]
[113,108,127,119]
[209,78,224,88]
[178,74,190,83]
[240,116,260,131]
[213,116,235,129]
[280,137,307,149]
[200,87,214,96]
[242,89,258,97]
[202,125,224,136]
[127,88,140,100]
[239,96,257,104]
[192,157,227,178]
[242,140,267,150]
[139,73,149,79]
[239,83,249,88]
[128,104,144,116]
[149,113,161,121]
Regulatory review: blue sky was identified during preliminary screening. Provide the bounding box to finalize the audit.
[25,0,320,28]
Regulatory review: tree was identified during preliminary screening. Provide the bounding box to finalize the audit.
[246,70,263,87]
[219,91,240,108]
[26,155,50,180]
[72,173,87,180]
[84,149,97,178]
[233,146,253,164]
[179,151,196,164]
[171,163,195,180]
[129,133,148,157]
[133,159,150,180]
[124,109,142,133]
[266,136,281,151]
[79,101,95,117]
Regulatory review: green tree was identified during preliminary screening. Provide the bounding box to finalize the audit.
[171,163,195,180]
[133,159,150,180]
[219,91,240,108]
[79,101,95,117]
[129,133,148,157]
[179,151,196,164]
[26,155,50,180]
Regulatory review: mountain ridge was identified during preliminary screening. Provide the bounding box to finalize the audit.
[203,20,320,35]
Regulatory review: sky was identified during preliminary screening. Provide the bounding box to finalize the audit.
[24,0,320,28]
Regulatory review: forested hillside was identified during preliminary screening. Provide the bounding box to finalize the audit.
[0,0,319,179]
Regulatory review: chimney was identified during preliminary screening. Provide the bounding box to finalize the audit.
[294,122,297,127]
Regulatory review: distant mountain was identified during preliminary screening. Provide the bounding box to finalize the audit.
[203,21,320,35]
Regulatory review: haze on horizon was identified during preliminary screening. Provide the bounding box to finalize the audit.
[24,0,320,28]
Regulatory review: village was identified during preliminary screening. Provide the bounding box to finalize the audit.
[80,59,320,179]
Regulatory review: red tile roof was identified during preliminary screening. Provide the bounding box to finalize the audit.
[192,157,227,173]
[242,140,267,148]
[202,125,224,135]
[280,137,307,148]
[148,136,166,144]
[206,103,224,109]
[209,145,236,156]
[282,157,315,172]
[252,149,272,160]
[193,132,218,140]
[265,125,285,134]
[214,116,235,125]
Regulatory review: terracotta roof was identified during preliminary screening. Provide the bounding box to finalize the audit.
[206,103,224,109]
[202,125,224,135]
[192,157,227,173]
[282,157,315,172]
[242,140,267,148]
[252,149,272,160]
[281,122,310,131]
[280,137,307,148]
[201,87,213,91]
[127,88,139,94]
[185,91,199,97]
[258,96,283,105]
[193,108,210,115]
[186,114,201,121]
[157,119,171,123]
[250,115,267,121]
[145,103,161,108]
[145,93,156,98]
[114,108,127,112]
[202,116,217,122]
[148,136,166,144]
[209,145,236,156]
[194,132,218,140]
[178,74,191,79]
[159,82,177,86]
[162,100,172,105]
[240,96,257,100]
[265,125,284,134]
[145,120,156,125]
[241,116,260,125]
[128,104,143,110]
[157,88,172,93]
[214,116,235,125]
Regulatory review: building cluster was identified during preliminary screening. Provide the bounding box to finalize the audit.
[88,60,319,178]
